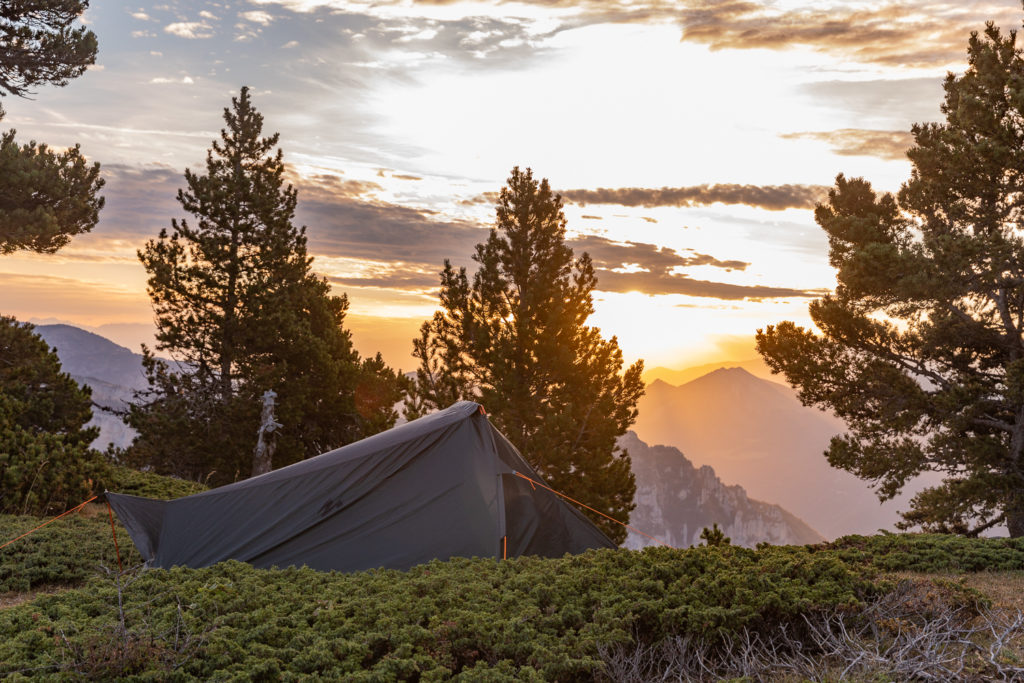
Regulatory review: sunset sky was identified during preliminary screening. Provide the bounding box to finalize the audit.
[3,0,1019,372]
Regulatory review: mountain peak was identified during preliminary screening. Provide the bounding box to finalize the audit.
[36,323,134,355]
[703,366,756,379]
[35,323,149,391]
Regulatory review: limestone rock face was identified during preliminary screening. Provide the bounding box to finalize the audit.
[621,431,823,549]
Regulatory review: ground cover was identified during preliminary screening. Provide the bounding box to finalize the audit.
[3,510,1024,680]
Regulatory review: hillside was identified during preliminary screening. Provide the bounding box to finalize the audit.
[633,367,935,539]
[622,431,823,548]
[34,324,150,391]
[34,324,146,450]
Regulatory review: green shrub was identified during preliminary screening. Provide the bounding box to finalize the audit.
[0,513,140,593]
[816,533,1024,572]
[0,545,885,680]
[1,526,1017,678]
[0,469,199,594]
[103,466,206,500]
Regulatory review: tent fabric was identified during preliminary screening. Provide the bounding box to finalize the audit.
[108,401,615,572]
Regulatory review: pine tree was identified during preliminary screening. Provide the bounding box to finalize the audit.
[699,523,730,547]
[409,167,644,544]
[0,2,103,510]
[0,131,103,253]
[0,0,102,254]
[0,0,98,107]
[0,316,105,514]
[129,88,406,484]
[757,19,1024,537]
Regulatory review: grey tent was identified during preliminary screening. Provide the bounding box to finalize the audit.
[107,401,615,572]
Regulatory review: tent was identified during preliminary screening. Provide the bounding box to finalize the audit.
[107,401,615,572]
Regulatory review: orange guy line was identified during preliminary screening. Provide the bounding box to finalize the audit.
[0,496,98,551]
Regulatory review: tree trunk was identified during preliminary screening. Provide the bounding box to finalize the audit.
[1007,501,1024,538]
[251,390,281,477]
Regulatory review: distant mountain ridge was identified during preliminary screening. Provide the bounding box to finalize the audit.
[634,366,935,539]
[643,358,775,385]
[622,431,824,549]
[34,324,146,450]
[35,324,150,391]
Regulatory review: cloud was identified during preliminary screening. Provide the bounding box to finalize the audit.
[781,129,915,161]
[572,234,747,272]
[241,10,275,25]
[80,164,820,303]
[296,175,489,264]
[800,78,944,128]
[95,164,185,240]
[677,1,1020,68]
[594,270,820,300]
[560,183,829,211]
[248,0,1018,68]
[296,175,813,300]
[164,21,215,39]
[150,76,195,85]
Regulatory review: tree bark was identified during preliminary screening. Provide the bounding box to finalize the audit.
[1007,501,1024,538]
[252,390,281,477]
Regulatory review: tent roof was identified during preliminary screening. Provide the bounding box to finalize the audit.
[108,401,616,571]
[187,401,486,498]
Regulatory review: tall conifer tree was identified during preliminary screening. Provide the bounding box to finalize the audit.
[130,88,405,483]
[408,167,644,544]
[757,20,1024,537]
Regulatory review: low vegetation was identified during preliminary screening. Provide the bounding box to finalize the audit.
[816,533,1024,573]
[4,523,1024,680]
[0,470,201,594]
[103,466,207,501]
[0,513,140,594]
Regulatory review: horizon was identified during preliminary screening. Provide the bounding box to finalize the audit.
[4,0,1016,371]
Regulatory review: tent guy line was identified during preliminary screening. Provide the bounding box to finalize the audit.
[0,496,98,551]
[510,471,673,549]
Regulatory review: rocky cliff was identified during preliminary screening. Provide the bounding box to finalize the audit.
[621,431,823,549]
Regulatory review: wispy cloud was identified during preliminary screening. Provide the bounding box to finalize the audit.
[164,21,215,39]
[677,1,1016,68]
[10,159,825,322]
[150,76,195,85]
[572,234,814,299]
[560,184,829,211]
[594,270,820,300]
[294,174,808,300]
[241,10,276,25]
[781,129,914,161]
[249,0,1017,68]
